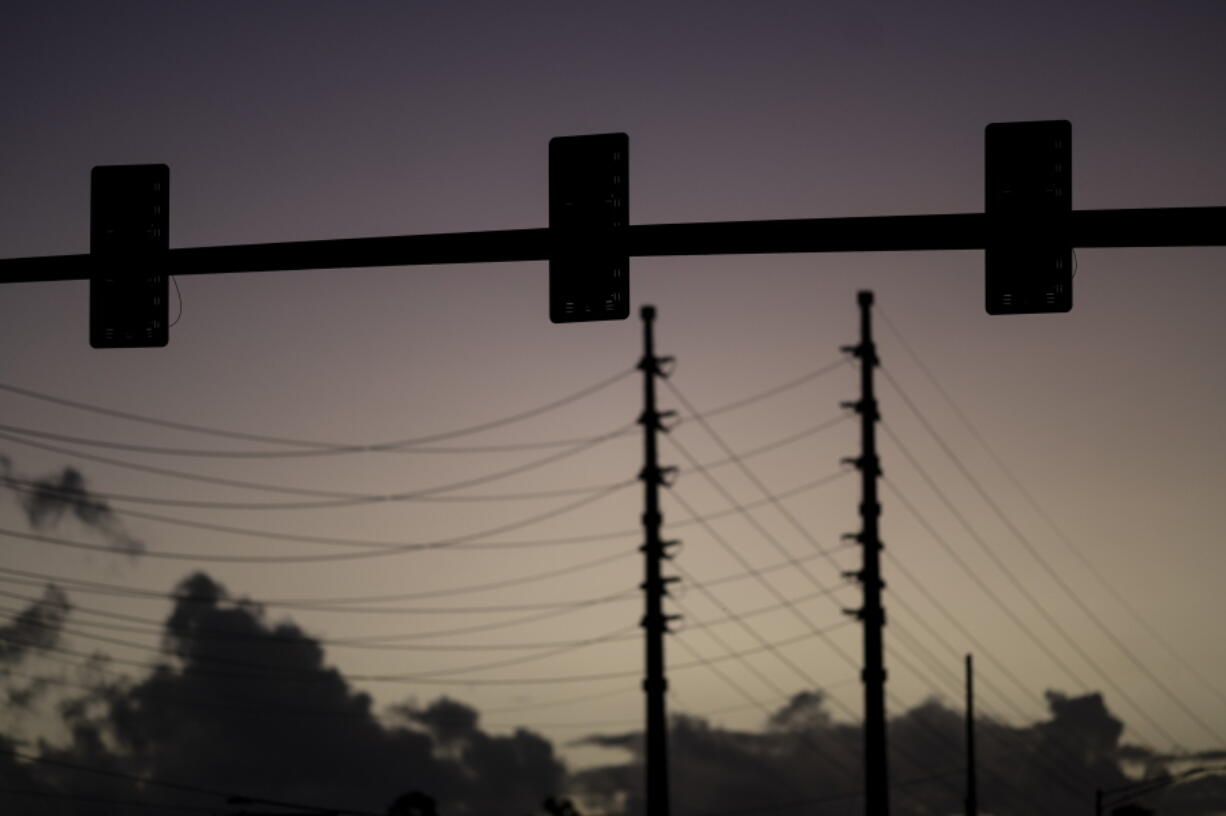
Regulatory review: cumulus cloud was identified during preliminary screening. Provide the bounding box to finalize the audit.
[0,457,143,556]
[7,572,565,816]
[570,687,1214,816]
[572,695,868,816]
[3,573,1219,816]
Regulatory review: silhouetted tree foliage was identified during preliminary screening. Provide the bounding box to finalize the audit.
[0,573,564,816]
[2,572,1222,816]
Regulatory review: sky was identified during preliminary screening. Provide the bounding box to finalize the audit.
[1,2,1225,814]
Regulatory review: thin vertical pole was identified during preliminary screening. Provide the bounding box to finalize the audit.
[842,290,889,816]
[639,304,675,816]
[966,653,978,816]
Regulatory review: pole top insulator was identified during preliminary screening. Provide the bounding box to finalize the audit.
[858,290,874,306]
[641,304,656,320]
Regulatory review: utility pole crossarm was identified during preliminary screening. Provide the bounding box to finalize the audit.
[2,206,1223,285]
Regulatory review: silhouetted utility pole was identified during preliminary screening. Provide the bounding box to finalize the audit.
[841,290,888,816]
[638,304,678,816]
[965,654,978,816]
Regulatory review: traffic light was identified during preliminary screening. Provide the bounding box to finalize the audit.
[549,133,629,323]
[985,120,1072,314]
[90,164,170,347]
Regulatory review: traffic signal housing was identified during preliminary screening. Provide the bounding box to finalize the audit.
[549,133,629,323]
[985,120,1072,314]
[90,164,170,347]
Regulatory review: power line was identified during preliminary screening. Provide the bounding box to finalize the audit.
[0,604,640,684]
[0,411,846,508]
[0,544,843,632]
[0,422,633,510]
[879,362,1226,749]
[843,539,1093,808]
[881,555,1103,795]
[0,549,847,646]
[665,356,1076,809]
[660,402,882,733]
[0,366,636,454]
[0,433,848,570]
[880,421,1187,752]
[0,663,849,738]
[665,439,856,637]
[0,479,635,564]
[0,607,855,689]
[656,438,979,800]
[4,461,845,561]
[0,428,631,503]
[666,628,848,807]
[0,596,649,656]
[877,634,1073,815]
[0,747,380,816]
[880,478,1086,695]
[30,584,637,648]
[662,379,871,640]
[671,675,862,722]
[0,549,639,608]
[2,654,646,727]
[663,494,962,814]
[2,624,644,688]
[0,419,640,457]
[667,361,1033,809]
[2,586,638,618]
[877,307,1225,714]
[665,379,851,566]
[878,453,1180,755]
[884,618,1092,798]
[882,610,1093,793]
[882,634,1071,813]
[0,548,867,687]
[0,358,845,459]
[665,485,860,718]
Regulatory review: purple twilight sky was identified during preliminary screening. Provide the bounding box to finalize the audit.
[2,0,1225,801]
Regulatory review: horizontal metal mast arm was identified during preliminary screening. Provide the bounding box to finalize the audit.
[1,206,1222,284]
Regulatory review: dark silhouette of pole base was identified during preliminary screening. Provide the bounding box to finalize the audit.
[965,654,978,816]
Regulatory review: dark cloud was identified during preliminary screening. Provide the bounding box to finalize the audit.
[1,457,143,556]
[0,731,45,803]
[6,572,565,816]
[570,688,1201,816]
[397,696,481,748]
[5,673,57,710]
[1159,772,1226,816]
[0,585,73,719]
[3,574,1219,816]
[0,583,71,666]
[572,695,868,816]
[765,688,833,732]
